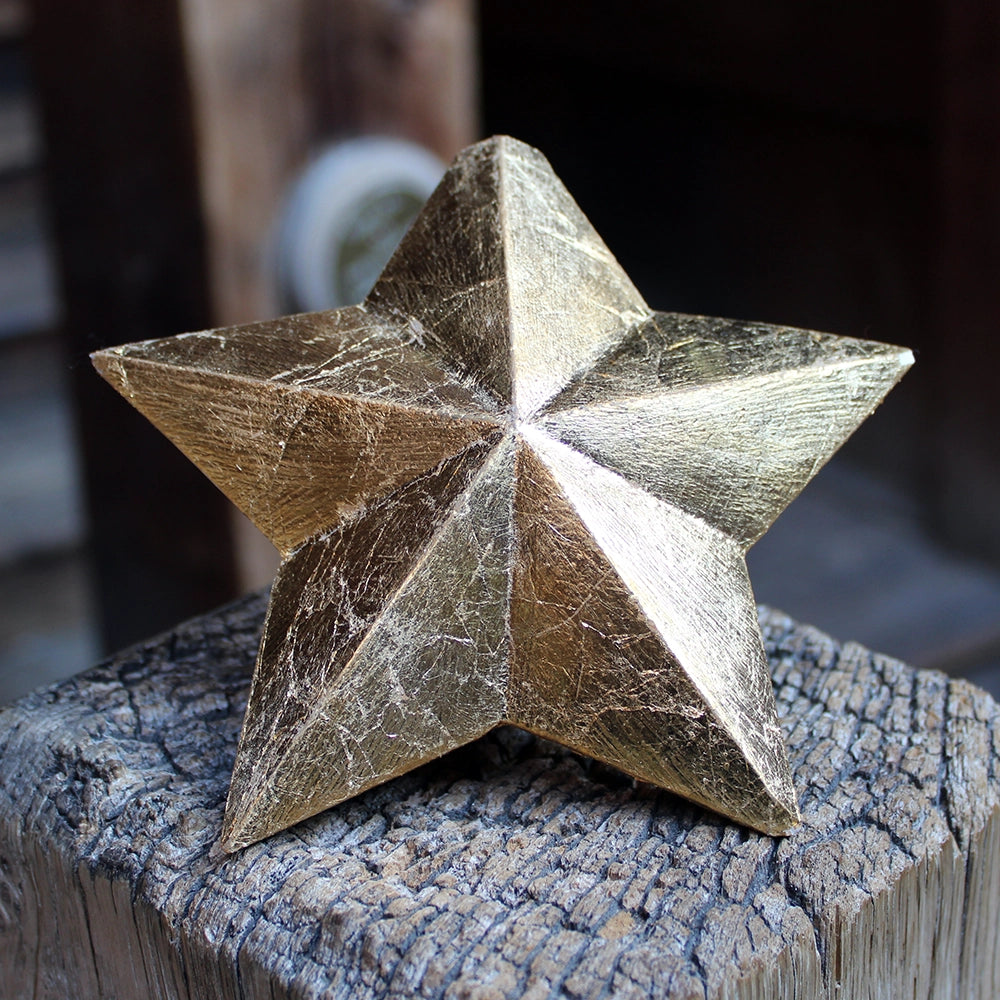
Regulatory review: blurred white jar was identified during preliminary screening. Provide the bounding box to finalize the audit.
[277,136,446,312]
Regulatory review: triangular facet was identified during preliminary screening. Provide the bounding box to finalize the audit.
[221,435,515,850]
[94,316,502,554]
[366,140,512,405]
[511,429,799,834]
[496,137,649,417]
[540,313,913,548]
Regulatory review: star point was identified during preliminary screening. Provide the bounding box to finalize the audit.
[93,136,910,851]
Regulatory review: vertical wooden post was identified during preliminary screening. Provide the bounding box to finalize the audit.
[28,1,238,651]
[179,0,477,326]
[1,600,999,998]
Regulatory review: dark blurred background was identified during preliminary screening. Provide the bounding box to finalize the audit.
[1,0,998,702]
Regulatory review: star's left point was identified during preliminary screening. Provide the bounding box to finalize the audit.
[92,306,504,554]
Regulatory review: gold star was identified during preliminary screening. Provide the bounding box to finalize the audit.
[93,136,912,851]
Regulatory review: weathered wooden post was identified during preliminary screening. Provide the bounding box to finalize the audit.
[0,596,996,999]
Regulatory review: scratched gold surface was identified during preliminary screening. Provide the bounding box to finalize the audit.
[92,135,912,850]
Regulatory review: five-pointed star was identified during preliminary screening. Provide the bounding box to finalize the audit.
[93,136,911,851]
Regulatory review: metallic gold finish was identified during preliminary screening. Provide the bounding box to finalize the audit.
[92,135,913,851]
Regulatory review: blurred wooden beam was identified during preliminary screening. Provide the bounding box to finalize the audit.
[179,0,477,326]
[29,0,237,652]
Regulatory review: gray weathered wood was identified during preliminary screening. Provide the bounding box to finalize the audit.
[0,595,997,999]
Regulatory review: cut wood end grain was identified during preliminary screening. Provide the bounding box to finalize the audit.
[0,593,997,999]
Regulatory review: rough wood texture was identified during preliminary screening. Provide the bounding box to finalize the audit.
[0,595,997,999]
